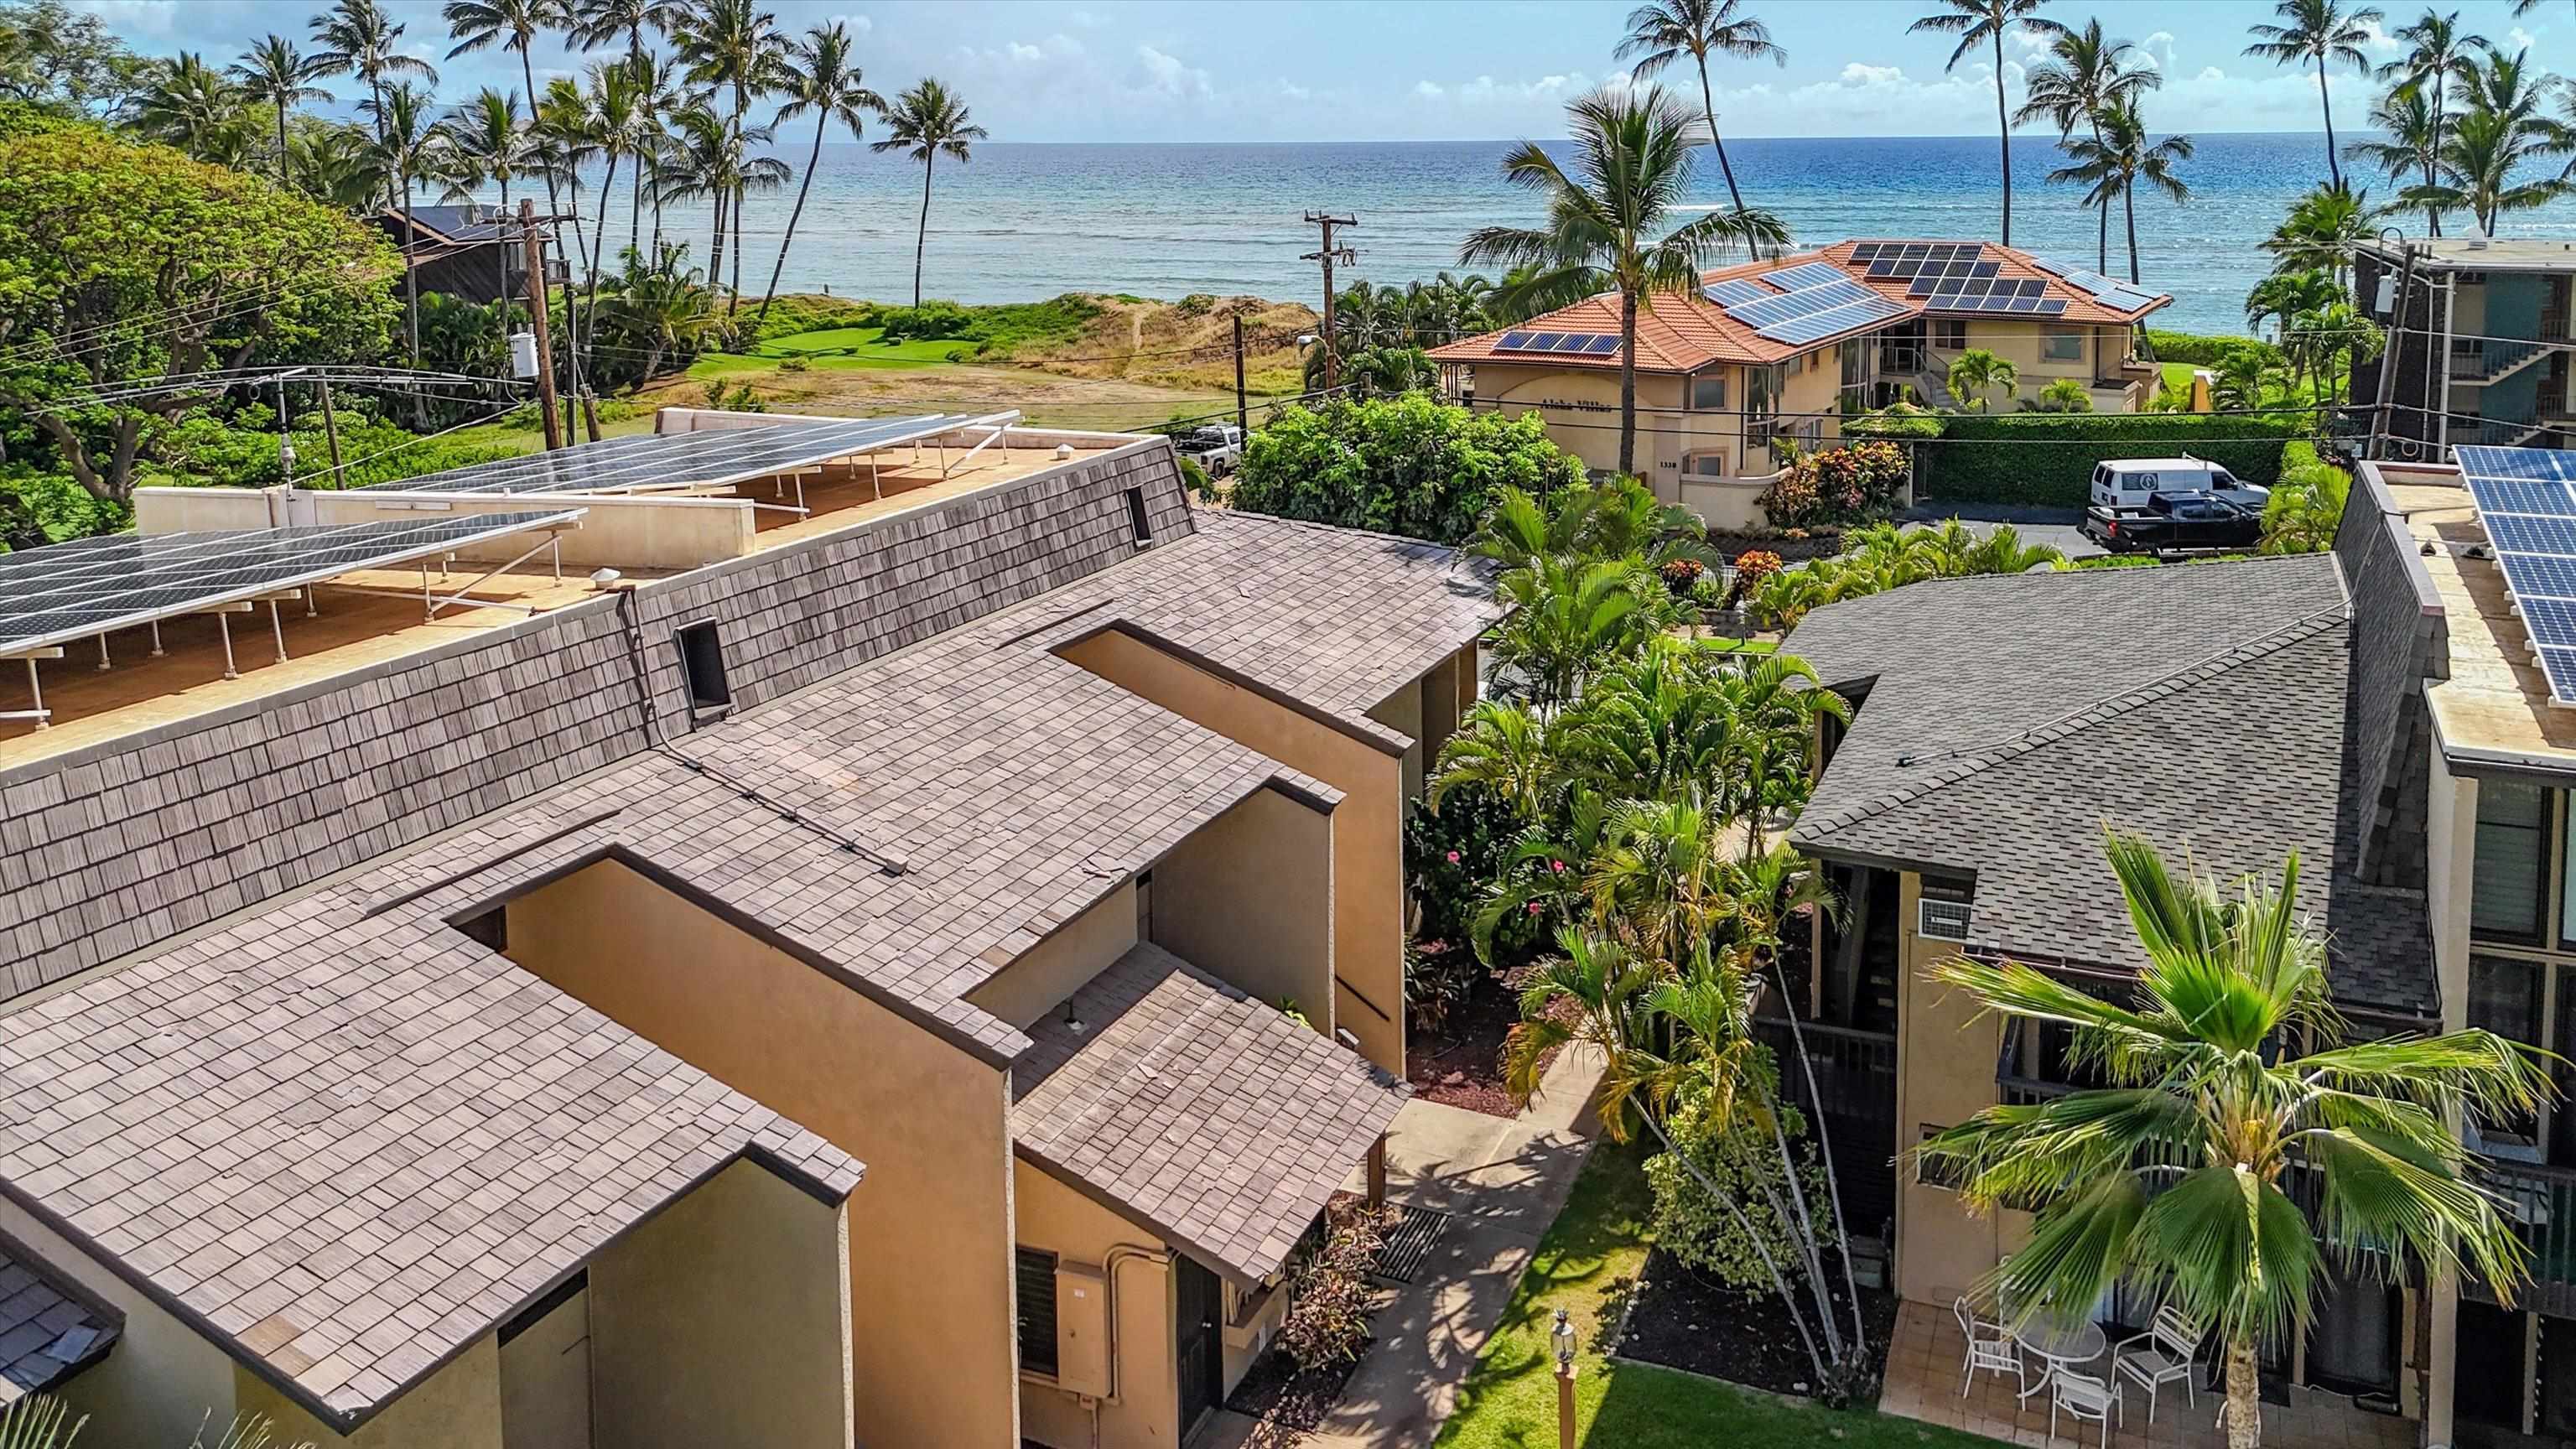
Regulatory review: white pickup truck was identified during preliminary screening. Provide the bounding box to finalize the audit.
[1175,424,1244,475]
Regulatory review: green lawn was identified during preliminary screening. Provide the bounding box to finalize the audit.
[1434,1137,2001,1449]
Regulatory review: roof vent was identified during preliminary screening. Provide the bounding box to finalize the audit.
[2469,232,2492,251]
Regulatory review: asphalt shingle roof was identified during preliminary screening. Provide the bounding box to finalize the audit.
[1782,554,2436,1018]
[0,1228,117,1404]
[1013,943,1405,1285]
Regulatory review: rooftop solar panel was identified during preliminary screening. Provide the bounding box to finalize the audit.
[1581,334,1621,355]
[2463,446,2576,704]
[2033,257,2163,313]
[1757,294,1911,346]
[2520,596,2576,648]
[2485,514,2576,557]
[358,414,982,496]
[2498,550,2576,603]
[0,512,584,657]
[1758,262,1852,293]
[1497,330,1534,349]
[1703,277,1777,307]
[2459,445,2576,482]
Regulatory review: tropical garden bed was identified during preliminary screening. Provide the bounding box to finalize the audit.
[1615,1245,1898,1400]
[1406,971,1550,1118]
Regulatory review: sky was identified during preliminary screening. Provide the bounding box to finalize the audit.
[75,0,2576,144]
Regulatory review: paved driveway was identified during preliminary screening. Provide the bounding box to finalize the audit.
[1899,502,2106,561]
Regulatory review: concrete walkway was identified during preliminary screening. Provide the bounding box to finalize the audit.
[1200,1042,1608,1448]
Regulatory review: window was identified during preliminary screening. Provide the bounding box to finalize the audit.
[1683,452,1728,479]
[675,620,730,715]
[2474,780,2551,943]
[2470,956,2546,1147]
[1932,319,1967,351]
[1689,372,1728,411]
[1015,1248,1059,1377]
[2044,330,2084,362]
[1745,364,1784,422]
[1124,486,1152,545]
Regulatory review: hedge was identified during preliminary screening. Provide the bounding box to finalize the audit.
[1843,410,2312,508]
[2146,330,2286,369]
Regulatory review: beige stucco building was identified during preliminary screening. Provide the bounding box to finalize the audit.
[1427,239,2168,527]
[0,413,1497,1448]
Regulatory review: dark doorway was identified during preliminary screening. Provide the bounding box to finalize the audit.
[1175,1255,1223,1436]
[2305,1261,2398,1396]
[2458,1301,2531,1431]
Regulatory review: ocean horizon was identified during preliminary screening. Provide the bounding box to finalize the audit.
[542,132,2576,338]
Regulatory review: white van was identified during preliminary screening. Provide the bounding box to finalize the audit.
[2088,457,2271,514]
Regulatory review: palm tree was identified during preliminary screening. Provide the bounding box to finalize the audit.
[2244,0,2386,189]
[366,79,450,376]
[872,78,989,310]
[2015,19,2157,273]
[292,122,387,210]
[310,0,439,223]
[230,36,331,190]
[624,48,685,250]
[760,22,880,322]
[597,241,722,377]
[2262,182,2373,293]
[2045,98,2192,284]
[1485,553,1680,711]
[2246,268,2341,356]
[128,52,246,162]
[1945,347,2018,410]
[444,0,570,303]
[2350,83,2449,233]
[1614,0,1785,215]
[439,88,529,301]
[2403,46,2573,234]
[1461,87,1786,479]
[572,0,683,66]
[670,0,791,309]
[1918,830,2546,1449]
[2377,8,2488,226]
[1909,0,2064,246]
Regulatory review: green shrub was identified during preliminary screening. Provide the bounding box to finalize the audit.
[2147,330,2287,369]
[875,299,976,342]
[0,464,124,546]
[1845,410,2309,509]
[870,294,1102,355]
[1645,1062,1831,1297]
[746,293,875,345]
[2260,439,2352,554]
[1176,454,1213,499]
[1758,439,1909,528]
[1231,394,1584,543]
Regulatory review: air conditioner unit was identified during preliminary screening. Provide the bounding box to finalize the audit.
[1918,897,1971,943]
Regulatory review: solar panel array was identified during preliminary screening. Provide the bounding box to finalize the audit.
[1919,277,2068,316]
[2036,259,2163,313]
[358,414,979,496]
[1752,262,1850,294]
[1856,242,1987,279]
[1702,276,1778,307]
[1493,330,1623,356]
[2457,444,2576,704]
[0,512,584,657]
[1727,275,1909,346]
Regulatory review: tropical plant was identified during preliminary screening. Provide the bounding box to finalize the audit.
[1945,347,2018,411]
[570,0,682,65]
[229,35,331,189]
[670,0,792,304]
[1487,553,1683,711]
[288,122,386,210]
[309,0,438,219]
[2045,96,2192,285]
[1757,439,1912,528]
[127,51,249,164]
[444,0,570,247]
[1917,829,2549,1449]
[1280,1197,1397,1371]
[2016,18,2158,273]
[2401,46,2573,234]
[2211,346,2273,409]
[871,77,986,309]
[1614,0,1785,215]
[1471,475,1710,574]
[2244,0,2386,188]
[1909,0,2064,246]
[1233,392,1585,545]
[1460,86,1786,478]
[760,21,880,322]
[2026,377,2097,413]
[436,86,529,212]
[2260,183,2372,293]
[2369,7,2488,232]
[364,79,449,377]
[1647,1050,1832,1295]
[2349,82,2449,233]
[2261,449,2352,553]
[590,240,723,382]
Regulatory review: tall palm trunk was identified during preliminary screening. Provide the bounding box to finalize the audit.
[1695,65,1747,213]
[583,148,618,355]
[1992,29,2012,243]
[2124,179,2141,284]
[911,152,935,308]
[1768,955,1868,1349]
[2315,55,2341,188]
[630,153,643,263]
[2225,1338,2260,1449]
[2428,91,2445,236]
[401,173,426,423]
[710,187,725,293]
[2091,118,2109,273]
[761,116,828,322]
[729,183,745,313]
[1618,287,1639,477]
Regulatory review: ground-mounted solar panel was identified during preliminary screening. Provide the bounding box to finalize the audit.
[0,512,585,657]
[1703,277,1777,307]
[358,414,981,497]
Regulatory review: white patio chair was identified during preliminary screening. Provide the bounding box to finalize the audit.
[2050,1367,2122,1448]
[1956,1295,2026,1398]
[2112,1305,2204,1423]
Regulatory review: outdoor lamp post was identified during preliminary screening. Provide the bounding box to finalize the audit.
[1552,1306,1576,1449]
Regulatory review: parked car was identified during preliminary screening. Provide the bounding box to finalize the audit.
[2082,490,2265,554]
[1175,424,1244,475]
[2088,456,2270,515]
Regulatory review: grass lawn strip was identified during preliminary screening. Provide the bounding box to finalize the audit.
[1431,1135,2003,1449]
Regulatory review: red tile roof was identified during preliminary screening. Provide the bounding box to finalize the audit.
[1427,238,2171,373]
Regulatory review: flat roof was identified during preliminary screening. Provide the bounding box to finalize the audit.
[356,414,998,496]
[2393,465,2576,771]
[2360,236,2576,272]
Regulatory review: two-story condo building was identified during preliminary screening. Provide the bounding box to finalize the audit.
[2352,237,2576,458]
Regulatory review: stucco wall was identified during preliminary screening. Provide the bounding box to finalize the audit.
[1368,678,1426,803]
[501,859,1022,1449]
[1477,365,1734,497]
[0,1197,239,1447]
[968,883,1140,1031]
[1150,785,1336,1031]
[234,1336,502,1449]
[1891,870,2008,1306]
[1013,1162,1180,1449]
[591,1158,855,1449]
[1053,626,1410,1073]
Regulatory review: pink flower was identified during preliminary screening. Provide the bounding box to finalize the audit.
[1421,940,1447,954]
[1550,859,1566,874]
[1445,850,1462,865]
[1526,901,1545,916]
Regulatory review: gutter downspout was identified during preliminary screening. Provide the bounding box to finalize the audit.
[1101,1242,1175,1446]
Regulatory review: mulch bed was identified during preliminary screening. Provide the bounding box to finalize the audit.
[1223,1338,1373,1436]
[1405,973,1558,1118]
[1615,1244,1900,1399]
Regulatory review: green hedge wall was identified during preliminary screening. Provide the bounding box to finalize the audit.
[1844,411,2312,508]
[2145,330,2286,367]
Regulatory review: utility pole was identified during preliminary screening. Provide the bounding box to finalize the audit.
[1302,211,1357,393]
[315,377,345,486]
[521,199,564,451]
[1233,313,1249,437]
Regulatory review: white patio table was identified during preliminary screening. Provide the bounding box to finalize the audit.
[2012,1317,2108,1403]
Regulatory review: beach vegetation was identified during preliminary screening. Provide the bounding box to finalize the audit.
[2360,8,2490,236]
[1461,86,1787,477]
[871,77,986,309]
[2397,44,2573,233]
[1909,0,2065,246]
[759,21,880,322]
[2024,377,2096,412]
[2017,18,2158,273]
[2045,95,2193,285]
[2244,0,2389,189]
[1230,393,1584,545]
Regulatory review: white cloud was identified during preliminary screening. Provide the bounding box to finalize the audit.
[2140,32,2177,71]
[1135,45,1213,101]
[1009,42,1044,61]
[2511,26,2541,50]
[1838,62,1906,87]
[956,33,1082,68]
[827,13,873,35]
[1277,79,1313,103]
[2194,65,2227,83]
[1414,80,1445,99]
[2355,16,2405,56]
[69,0,175,39]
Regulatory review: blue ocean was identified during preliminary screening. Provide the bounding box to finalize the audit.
[616,132,2576,336]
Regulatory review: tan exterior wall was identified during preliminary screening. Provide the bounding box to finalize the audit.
[502,859,1022,1449]
[1891,870,2009,1306]
[234,1337,503,1449]
[1919,322,2147,410]
[1151,785,1336,1031]
[1014,1163,1181,1449]
[0,1197,241,1446]
[1369,678,1426,803]
[591,1158,855,1449]
[1053,627,1410,1073]
[969,883,1140,1030]
[2423,753,2478,1443]
[133,485,285,533]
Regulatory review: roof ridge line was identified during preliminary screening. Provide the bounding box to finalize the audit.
[1800,607,2350,843]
